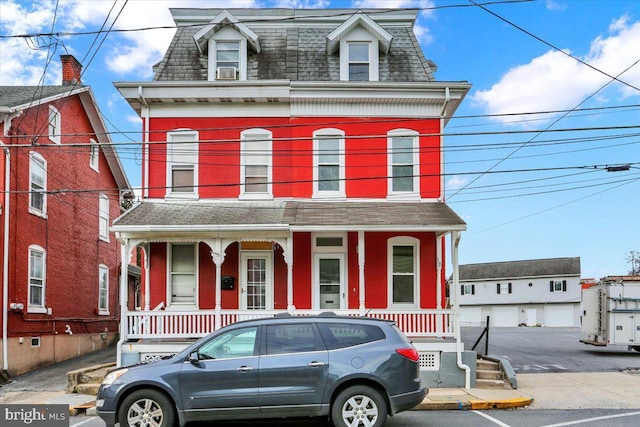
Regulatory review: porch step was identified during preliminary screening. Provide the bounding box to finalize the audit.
[477,359,500,371]
[67,362,116,395]
[475,357,511,390]
[477,369,503,380]
[476,378,512,389]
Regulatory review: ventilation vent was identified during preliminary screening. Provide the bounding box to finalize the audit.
[418,352,440,370]
[217,67,237,80]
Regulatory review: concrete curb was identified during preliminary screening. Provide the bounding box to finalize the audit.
[414,396,533,411]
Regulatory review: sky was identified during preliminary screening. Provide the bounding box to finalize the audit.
[1,0,639,279]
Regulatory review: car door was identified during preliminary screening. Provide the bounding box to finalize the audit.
[259,323,329,416]
[179,326,260,421]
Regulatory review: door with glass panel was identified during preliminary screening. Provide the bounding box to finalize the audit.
[240,252,273,310]
[314,254,345,310]
[170,244,197,307]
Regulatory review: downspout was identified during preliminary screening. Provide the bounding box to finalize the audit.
[2,145,10,373]
[138,86,150,199]
[452,230,471,389]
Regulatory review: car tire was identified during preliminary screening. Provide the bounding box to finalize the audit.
[118,389,176,427]
[331,385,387,427]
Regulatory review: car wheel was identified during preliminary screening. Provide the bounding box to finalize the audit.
[118,389,176,427]
[331,385,387,427]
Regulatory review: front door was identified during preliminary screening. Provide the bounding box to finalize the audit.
[240,251,273,310]
[314,254,345,310]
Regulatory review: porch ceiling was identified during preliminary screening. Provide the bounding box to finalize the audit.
[112,200,466,233]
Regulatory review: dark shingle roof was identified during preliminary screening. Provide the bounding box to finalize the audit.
[0,86,85,108]
[113,200,465,230]
[153,10,436,82]
[459,257,581,281]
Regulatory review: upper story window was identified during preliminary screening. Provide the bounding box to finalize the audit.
[48,105,60,144]
[29,152,47,217]
[461,284,475,295]
[166,130,198,198]
[240,129,272,199]
[497,283,512,294]
[388,237,419,307]
[98,264,109,315]
[550,280,567,292]
[28,245,46,313]
[348,42,370,81]
[387,129,419,198]
[215,41,240,79]
[89,139,99,171]
[313,129,345,198]
[99,193,109,241]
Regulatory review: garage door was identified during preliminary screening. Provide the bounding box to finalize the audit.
[492,306,518,327]
[545,305,575,327]
[460,307,482,326]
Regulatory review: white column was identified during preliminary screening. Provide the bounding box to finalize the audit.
[358,231,365,313]
[142,243,150,311]
[208,239,225,330]
[116,238,130,367]
[282,236,295,312]
[436,236,443,310]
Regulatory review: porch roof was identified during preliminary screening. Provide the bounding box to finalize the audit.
[112,200,466,233]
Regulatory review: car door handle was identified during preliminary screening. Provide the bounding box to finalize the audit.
[307,361,325,367]
[237,366,254,372]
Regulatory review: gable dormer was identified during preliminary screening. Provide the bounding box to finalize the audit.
[193,10,261,81]
[326,12,393,82]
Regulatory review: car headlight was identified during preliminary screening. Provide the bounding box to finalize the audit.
[102,368,129,386]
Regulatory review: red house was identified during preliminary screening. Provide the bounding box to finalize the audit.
[114,8,474,386]
[0,55,130,376]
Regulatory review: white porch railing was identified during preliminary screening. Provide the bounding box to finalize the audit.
[125,309,455,340]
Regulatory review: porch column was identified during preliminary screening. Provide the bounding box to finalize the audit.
[141,243,150,311]
[436,235,444,335]
[208,239,225,330]
[116,238,131,367]
[358,231,365,313]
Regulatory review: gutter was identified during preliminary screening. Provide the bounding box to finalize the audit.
[2,144,9,373]
[452,230,471,389]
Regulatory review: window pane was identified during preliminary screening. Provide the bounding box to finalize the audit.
[172,245,194,272]
[267,324,317,355]
[393,246,414,273]
[31,192,44,212]
[349,43,369,61]
[393,276,414,303]
[30,285,43,306]
[217,41,239,51]
[349,64,369,81]
[392,137,413,163]
[199,327,257,360]
[316,237,343,247]
[30,252,43,278]
[172,167,194,192]
[318,138,339,163]
[318,165,339,191]
[319,258,340,284]
[392,166,413,192]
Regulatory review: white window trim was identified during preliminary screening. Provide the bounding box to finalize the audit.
[166,243,199,310]
[240,128,273,199]
[387,129,420,200]
[99,193,110,242]
[28,244,47,314]
[387,236,420,308]
[208,34,247,81]
[339,34,379,82]
[89,138,99,172]
[311,233,348,310]
[48,105,61,144]
[165,129,199,200]
[312,128,345,199]
[98,264,109,315]
[239,250,274,310]
[29,152,47,218]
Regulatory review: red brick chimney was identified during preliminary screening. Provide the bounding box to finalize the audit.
[60,54,82,86]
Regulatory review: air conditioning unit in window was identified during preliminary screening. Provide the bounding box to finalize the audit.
[217,67,237,80]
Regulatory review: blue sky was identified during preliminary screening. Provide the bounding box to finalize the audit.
[1,0,639,279]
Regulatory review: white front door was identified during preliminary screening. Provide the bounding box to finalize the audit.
[240,251,273,310]
[314,254,345,310]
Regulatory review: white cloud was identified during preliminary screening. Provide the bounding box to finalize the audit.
[545,0,567,12]
[446,175,470,191]
[274,0,330,7]
[126,114,142,124]
[472,16,640,125]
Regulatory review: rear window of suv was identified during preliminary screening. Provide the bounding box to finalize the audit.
[318,322,386,350]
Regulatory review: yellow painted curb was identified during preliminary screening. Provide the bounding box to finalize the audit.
[469,397,533,410]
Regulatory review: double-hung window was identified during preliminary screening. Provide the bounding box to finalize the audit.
[388,237,419,306]
[215,41,240,79]
[313,129,345,197]
[28,245,46,313]
[166,130,198,198]
[99,193,109,241]
[89,139,99,171]
[29,152,47,216]
[550,280,567,292]
[98,264,109,314]
[48,106,60,144]
[348,42,370,81]
[169,243,197,306]
[241,129,272,198]
[497,283,512,294]
[388,130,419,198]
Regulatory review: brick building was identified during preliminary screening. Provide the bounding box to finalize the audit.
[0,55,130,375]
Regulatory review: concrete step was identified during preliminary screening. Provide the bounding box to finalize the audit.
[75,383,101,396]
[476,369,503,380]
[67,362,115,393]
[475,378,511,390]
[477,359,500,372]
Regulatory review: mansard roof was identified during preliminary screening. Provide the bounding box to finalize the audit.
[153,8,437,82]
[459,257,582,281]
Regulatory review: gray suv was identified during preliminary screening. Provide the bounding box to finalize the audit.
[96,313,427,427]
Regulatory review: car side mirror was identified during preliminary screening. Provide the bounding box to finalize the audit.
[189,351,200,364]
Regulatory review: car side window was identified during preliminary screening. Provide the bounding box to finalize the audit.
[266,323,318,355]
[198,326,257,360]
[318,323,386,350]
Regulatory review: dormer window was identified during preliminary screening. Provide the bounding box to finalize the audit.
[348,42,370,81]
[215,41,240,80]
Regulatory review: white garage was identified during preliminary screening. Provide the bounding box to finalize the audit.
[492,306,519,327]
[460,307,482,326]
[544,304,575,327]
